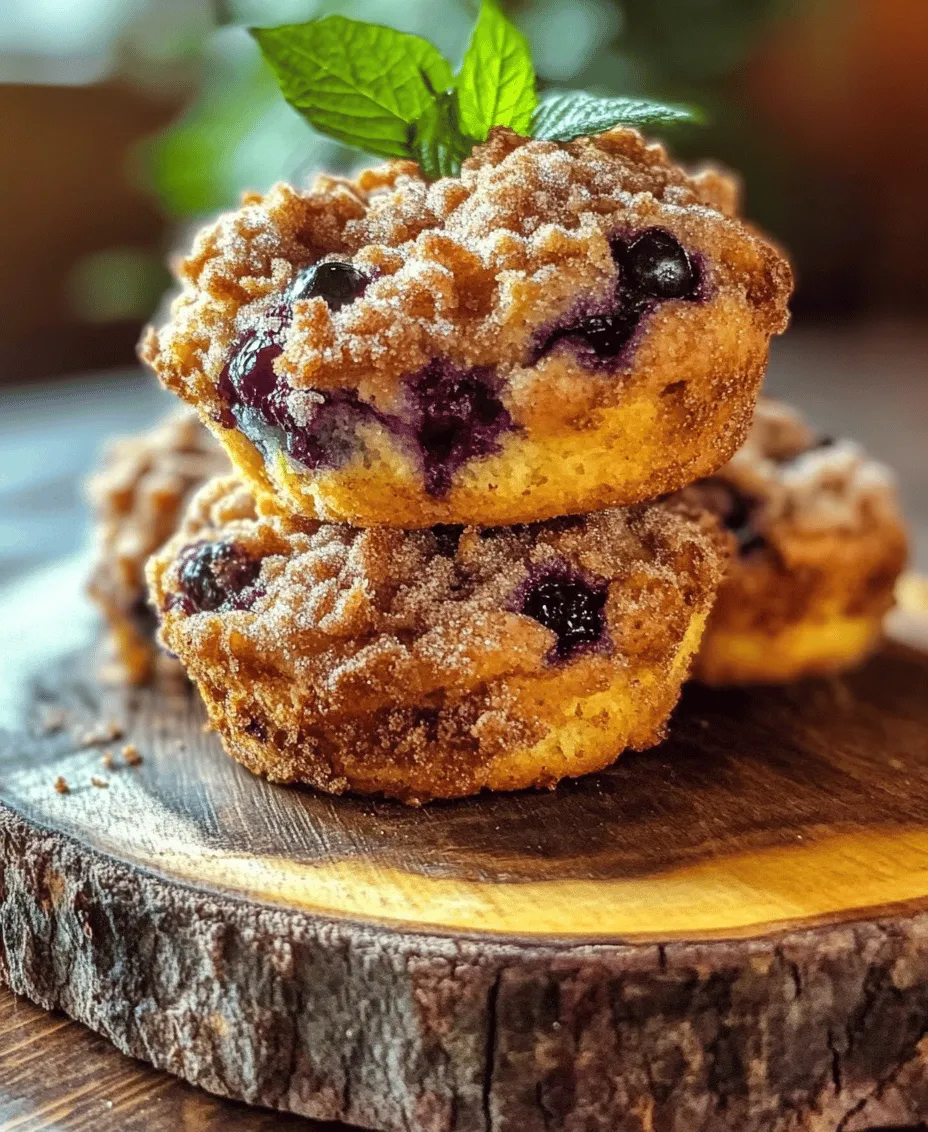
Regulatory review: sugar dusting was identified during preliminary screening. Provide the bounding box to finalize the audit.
[146,476,729,799]
[86,409,229,679]
[710,399,901,536]
[143,127,790,421]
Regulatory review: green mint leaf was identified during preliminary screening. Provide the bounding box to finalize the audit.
[410,91,478,180]
[456,0,536,140]
[251,16,453,160]
[532,90,705,143]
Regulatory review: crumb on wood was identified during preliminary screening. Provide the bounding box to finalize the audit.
[122,743,143,766]
[90,775,109,789]
[78,719,124,748]
[54,776,70,795]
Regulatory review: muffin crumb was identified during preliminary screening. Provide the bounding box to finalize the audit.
[122,743,143,766]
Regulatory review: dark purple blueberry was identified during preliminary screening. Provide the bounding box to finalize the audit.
[431,524,464,557]
[407,361,513,497]
[288,261,369,311]
[620,229,697,299]
[562,301,649,359]
[532,226,701,367]
[698,480,767,556]
[174,541,263,615]
[520,567,608,662]
[222,326,284,415]
[216,260,369,457]
[217,302,384,472]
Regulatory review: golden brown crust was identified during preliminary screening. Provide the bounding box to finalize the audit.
[86,410,229,682]
[686,400,908,683]
[142,127,792,526]
[147,476,729,802]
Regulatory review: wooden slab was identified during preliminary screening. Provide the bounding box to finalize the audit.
[2,560,928,1132]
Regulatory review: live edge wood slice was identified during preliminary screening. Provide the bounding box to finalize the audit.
[2,566,928,1132]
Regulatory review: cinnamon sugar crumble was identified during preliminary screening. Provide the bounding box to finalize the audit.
[706,399,901,537]
[86,409,229,683]
[142,128,791,507]
[147,475,729,801]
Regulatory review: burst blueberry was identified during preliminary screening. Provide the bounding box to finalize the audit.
[520,567,608,661]
[216,261,376,470]
[174,541,263,615]
[407,361,513,498]
[535,227,701,365]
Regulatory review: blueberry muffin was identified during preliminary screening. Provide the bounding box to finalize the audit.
[142,127,792,528]
[87,409,228,682]
[686,400,908,685]
[147,475,729,802]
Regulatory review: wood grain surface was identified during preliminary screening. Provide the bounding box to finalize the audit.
[0,985,337,1131]
[2,562,928,1131]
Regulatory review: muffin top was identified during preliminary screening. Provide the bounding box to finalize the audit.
[143,127,791,428]
[689,399,903,541]
[86,409,228,613]
[149,475,729,716]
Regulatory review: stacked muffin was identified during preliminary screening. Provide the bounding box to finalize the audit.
[122,128,802,801]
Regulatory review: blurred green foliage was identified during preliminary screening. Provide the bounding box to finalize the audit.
[145,0,789,218]
[66,247,172,323]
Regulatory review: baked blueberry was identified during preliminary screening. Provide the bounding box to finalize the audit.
[563,303,649,359]
[174,540,263,614]
[407,361,513,497]
[620,229,698,299]
[288,261,369,311]
[222,326,284,419]
[535,228,700,366]
[520,568,608,661]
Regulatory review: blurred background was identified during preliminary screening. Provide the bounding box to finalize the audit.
[3,0,928,381]
[0,0,926,572]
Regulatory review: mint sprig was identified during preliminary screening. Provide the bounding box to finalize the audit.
[532,90,704,143]
[456,0,536,140]
[251,4,704,181]
[411,90,477,181]
[251,17,453,159]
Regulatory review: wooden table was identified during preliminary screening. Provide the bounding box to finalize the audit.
[0,325,926,1130]
[0,988,337,1131]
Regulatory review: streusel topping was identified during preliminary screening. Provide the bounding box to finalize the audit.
[142,127,789,418]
